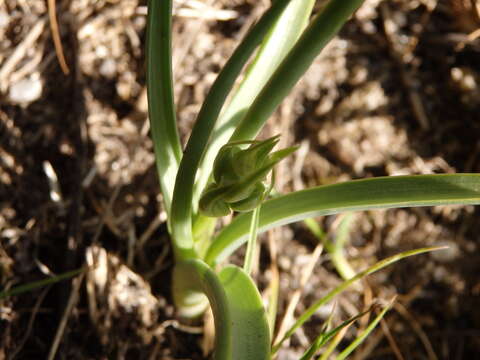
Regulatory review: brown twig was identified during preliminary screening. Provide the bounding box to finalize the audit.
[9,287,50,360]
[47,0,70,75]
[47,272,85,360]
[0,18,46,91]
[394,302,439,360]
[380,317,406,360]
[273,243,323,347]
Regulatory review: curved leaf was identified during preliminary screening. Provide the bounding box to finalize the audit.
[194,0,316,203]
[170,0,295,262]
[205,174,480,264]
[230,0,366,142]
[173,260,270,360]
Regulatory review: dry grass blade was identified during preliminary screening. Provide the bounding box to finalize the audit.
[274,243,323,345]
[47,272,85,360]
[47,0,70,75]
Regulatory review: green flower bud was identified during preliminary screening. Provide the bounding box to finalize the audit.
[230,183,266,212]
[198,184,232,217]
[199,136,298,217]
[234,135,280,176]
[213,145,240,185]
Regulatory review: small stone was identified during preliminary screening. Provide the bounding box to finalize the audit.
[8,76,43,103]
[99,58,117,78]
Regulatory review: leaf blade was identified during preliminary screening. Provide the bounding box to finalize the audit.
[205,174,480,264]
[146,0,182,213]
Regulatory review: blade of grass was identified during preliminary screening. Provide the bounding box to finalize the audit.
[230,0,366,142]
[193,0,316,203]
[318,321,351,360]
[169,0,295,261]
[205,174,480,265]
[0,268,84,300]
[336,298,396,360]
[272,247,444,353]
[305,214,357,280]
[147,0,182,214]
[300,305,374,360]
[331,213,357,280]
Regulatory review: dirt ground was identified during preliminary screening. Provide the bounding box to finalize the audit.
[1,0,480,359]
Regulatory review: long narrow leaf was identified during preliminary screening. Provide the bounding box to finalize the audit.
[170,0,295,262]
[205,174,480,265]
[0,268,84,300]
[300,305,373,360]
[147,0,182,213]
[193,0,316,203]
[230,0,366,141]
[272,247,441,352]
[336,298,396,360]
[318,321,351,360]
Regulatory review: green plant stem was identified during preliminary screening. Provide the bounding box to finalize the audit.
[147,0,182,214]
[173,260,270,359]
[243,205,261,275]
[169,0,294,262]
[231,0,366,142]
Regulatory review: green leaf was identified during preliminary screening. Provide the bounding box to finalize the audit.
[230,0,366,142]
[336,298,395,360]
[172,260,270,359]
[205,174,480,264]
[272,247,442,352]
[219,265,271,359]
[146,0,182,214]
[169,0,295,262]
[0,268,84,299]
[300,305,373,360]
[194,0,316,203]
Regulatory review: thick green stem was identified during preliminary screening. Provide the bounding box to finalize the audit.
[173,260,270,359]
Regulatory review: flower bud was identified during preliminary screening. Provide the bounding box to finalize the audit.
[230,183,266,212]
[199,136,298,217]
[198,184,231,217]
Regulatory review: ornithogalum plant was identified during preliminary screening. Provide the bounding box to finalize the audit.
[147,0,480,359]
